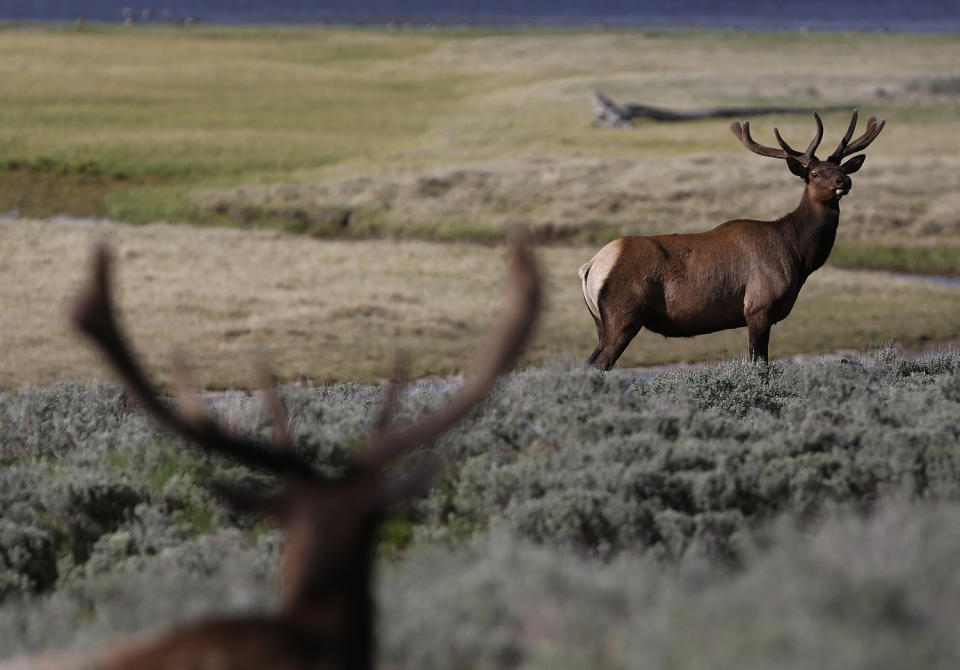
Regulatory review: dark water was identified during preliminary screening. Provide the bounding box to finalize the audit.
[1,0,959,31]
[894,273,960,287]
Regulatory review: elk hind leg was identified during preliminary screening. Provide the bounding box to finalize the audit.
[586,312,605,367]
[590,308,643,371]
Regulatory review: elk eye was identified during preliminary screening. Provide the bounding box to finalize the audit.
[810,171,818,178]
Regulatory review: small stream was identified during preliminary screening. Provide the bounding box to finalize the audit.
[893,273,960,288]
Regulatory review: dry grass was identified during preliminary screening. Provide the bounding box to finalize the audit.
[2,218,958,389]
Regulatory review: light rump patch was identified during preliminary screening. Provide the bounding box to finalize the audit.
[580,238,624,324]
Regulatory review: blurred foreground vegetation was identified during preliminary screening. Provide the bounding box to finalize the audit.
[2,349,959,667]
[1,24,958,272]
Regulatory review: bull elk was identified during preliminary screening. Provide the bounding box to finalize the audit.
[580,110,884,369]
[2,235,539,670]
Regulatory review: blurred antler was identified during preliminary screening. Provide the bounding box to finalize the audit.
[72,235,540,477]
[70,245,317,480]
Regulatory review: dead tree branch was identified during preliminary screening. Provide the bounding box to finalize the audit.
[590,90,836,127]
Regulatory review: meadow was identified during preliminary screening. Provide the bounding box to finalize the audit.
[2,351,960,667]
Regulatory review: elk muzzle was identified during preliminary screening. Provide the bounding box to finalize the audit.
[834,174,851,197]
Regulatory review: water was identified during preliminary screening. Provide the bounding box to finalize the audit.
[894,273,960,288]
[1,0,959,31]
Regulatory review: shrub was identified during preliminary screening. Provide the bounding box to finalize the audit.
[418,350,960,559]
[379,502,960,669]
[1,350,959,663]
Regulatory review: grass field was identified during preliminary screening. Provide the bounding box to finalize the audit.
[1,24,958,270]
[2,217,959,389]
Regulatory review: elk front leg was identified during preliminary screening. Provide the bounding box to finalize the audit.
[747,315,770,363]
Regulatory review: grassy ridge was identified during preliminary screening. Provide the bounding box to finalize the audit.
[2,350,959,666]
[831,242,960,276]
[1,25,958,271]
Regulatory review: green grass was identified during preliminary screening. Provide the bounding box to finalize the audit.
[831,242,960,276]
[1,24,958,272]
[0,24,470,218]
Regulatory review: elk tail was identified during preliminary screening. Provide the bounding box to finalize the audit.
[579,260,602,323]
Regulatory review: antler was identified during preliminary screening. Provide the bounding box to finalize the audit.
[360,230,540,470]
[731,112,823,165]
[70,245,318,481]
[826,109,885,164]
[72,234,540,478]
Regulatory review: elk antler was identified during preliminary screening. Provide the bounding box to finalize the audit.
[71,245,329,482]
[731,112,823,166]
[826,109,885,164]
[72,234,540,478]
[63,236,540,670]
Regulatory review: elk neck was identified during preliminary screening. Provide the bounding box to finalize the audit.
[781,187,841,276]
[278,509,381,667]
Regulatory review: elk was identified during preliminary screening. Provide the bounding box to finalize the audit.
[580,110,884,369]
[2,235,539,670]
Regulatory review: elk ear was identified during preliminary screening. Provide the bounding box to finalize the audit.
[840,154,866,174]
[785,156,808,180]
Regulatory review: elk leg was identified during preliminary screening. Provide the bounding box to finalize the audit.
[587,344,604,367]
[586,314,605,366]
[747,316,770,363]
[590,314,643,371]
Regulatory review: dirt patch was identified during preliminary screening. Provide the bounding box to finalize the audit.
[205,199,353,236]
[0,167,143,219]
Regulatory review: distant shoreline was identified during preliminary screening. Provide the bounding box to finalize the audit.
[3,0,959,30]
[2,14,960,33]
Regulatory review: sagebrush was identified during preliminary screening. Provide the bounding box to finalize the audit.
[1,349,959,667]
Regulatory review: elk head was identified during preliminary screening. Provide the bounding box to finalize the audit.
[731,110,885,203]
[69,233,540,669]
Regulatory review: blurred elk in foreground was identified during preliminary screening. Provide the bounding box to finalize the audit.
[580,110,884,368]
[2,235,539,670]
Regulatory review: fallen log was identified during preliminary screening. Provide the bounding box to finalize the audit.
[589,90,832,126]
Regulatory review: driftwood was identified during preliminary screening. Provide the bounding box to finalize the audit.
[590,90,832,127]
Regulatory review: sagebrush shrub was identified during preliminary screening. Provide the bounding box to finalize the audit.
[1,350,959,663]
